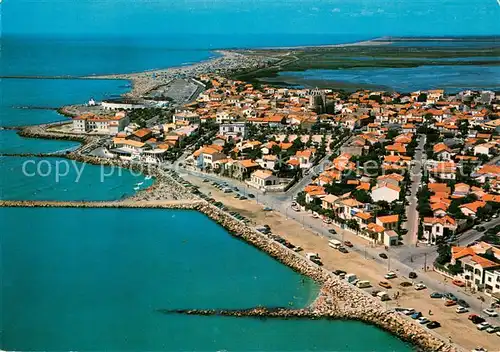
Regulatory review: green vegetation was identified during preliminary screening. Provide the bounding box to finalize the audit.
[231,45,500,85]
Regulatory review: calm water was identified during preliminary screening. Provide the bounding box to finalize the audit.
[0,0,497,350]
[280,65,500,93]
[0,130,80,154]
[0,207,411,351]
[0,157,153,201]
[0,78,129,127]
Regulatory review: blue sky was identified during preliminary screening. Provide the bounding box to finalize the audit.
[1,0,499,37]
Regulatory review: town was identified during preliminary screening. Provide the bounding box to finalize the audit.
[52,74,500,349]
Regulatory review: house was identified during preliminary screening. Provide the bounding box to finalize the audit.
[376,173,404,187]
[304,185,327,204]
[429,161,457,180]
[195,146,226,170]
[219,122,247,139]
[257,155,278,171]
[354,211,373,229]
[173,111,200,124]
[459,201,486,217]
[72,112,129,135]
[291,148,316,169]
[364,223,386,244]
[322,194,340,211]
[451,243,500,291]
[376,215,399,231]
[474,143,495,157]
[422,216,457,245]
[451,183,470,199]
[371,183,400,203]
[433,143,452,161]
[384,230,399,247]
[248,170,279,190]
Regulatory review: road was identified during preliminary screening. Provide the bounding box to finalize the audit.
[168,133,499,324]
[403,135,426,246]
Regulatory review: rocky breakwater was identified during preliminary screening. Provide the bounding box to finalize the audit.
[18,124,90,144]
[162,202,458,352]
[0,200,203,210]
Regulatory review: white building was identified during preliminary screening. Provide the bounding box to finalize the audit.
[248,170,279,190]
[371,183,400,203]
[72,112,129,135]
[421,216,457,245]
[219,123,247,139]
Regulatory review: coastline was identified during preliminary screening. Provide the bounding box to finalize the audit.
[0,194,458,352]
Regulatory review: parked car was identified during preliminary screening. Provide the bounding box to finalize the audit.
[202,179,209,182]
[403,309,415,315]
[418,317,430,324]
[477,322,490,331]
[371,289,381,297]
[248,194,255,198]
[411,312,422,319]
[338,247,349,254]
[409,272,418,279]
[333,269,346,276]
[328,229,337,234]
[483,308,498,317]
[384,272,397,279]
[468,314,485,324]
[379,281,392,289]
[379,253,388,259]
[456,306,468,314]
[414,283,427,290]
[443,292,457,301]
[400,282,412,287]
[444,300,457,307]
[452,280,465,287]
[430,292,443,299]
[343,241,353,247]
[486,325,500,334]
[426,321,441,329]
[457,299,469,308]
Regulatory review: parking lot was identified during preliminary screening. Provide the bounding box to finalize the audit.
[183,174,500,351]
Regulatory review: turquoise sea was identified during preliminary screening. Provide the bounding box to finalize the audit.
[0,0,498,350]
[0,207,411,351]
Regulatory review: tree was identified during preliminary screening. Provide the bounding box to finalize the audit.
[352,189,372,204]
[436,244,451,265]
[417,93,427,102]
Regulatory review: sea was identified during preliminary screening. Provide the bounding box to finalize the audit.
[1,0,498,350]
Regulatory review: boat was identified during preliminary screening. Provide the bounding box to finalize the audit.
[136,182,144,186]
[134,186,140,191]
[145,175,152,180]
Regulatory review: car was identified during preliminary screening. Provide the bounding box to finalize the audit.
[444,300,457,307]
[338,247,349,254]
[443,292,457,301]
[409,272,418,279]
[452,279,465,287]
[418,317,430,324]
[456,306,468,314]
[414,283,427,290]
[477,322,490,331]
[430,292,443,299]
[379,253,388,259]
[333,269,346,276]
[400,281,412,287]
[384,272,397,279]
[483,308,498,317]
[263,207,272,211]
[486,326,500,334]
[240,196,247,200]
[411,312,422,319]
[328,229,337,234]
[379,281,392,289]
[426,321,441,329]
[402,309,415,315]
[457,299,469,308]
[248,194,255,198]
[371,289,381,297]
[343,241,353,247]
[468,314,485,324]
[202,179,209,182]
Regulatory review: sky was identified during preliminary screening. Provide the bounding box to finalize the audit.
[1,0,499,37]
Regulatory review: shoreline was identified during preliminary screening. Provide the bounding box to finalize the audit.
[0,195,458,352]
